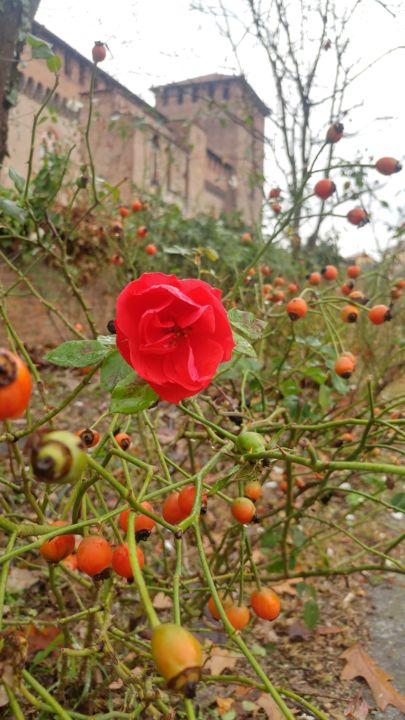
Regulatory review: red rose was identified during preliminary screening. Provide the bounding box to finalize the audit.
[115,273,235,403]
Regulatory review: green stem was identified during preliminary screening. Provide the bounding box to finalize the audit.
[22,669,72,719]
[194,523,295,719]
[127,512,159,629]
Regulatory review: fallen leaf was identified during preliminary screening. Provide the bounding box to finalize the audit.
[216,696,234,715]
[108,678,124,690]
[288,619,312,641]
[204,647,238,675]
[152,592,173,609]
[344,689,370,719]
[27,624,61,653]
[341,643,405,713]
[272,577,302,596]
[317,625,347,635]
[256,693,285,719]
[6,568,41,593]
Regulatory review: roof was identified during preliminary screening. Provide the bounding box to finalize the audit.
[31,21,167,123]
[152,73,270,117]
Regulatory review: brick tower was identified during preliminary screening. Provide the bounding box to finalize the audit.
[153,74,269,224]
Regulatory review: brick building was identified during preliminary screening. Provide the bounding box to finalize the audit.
[2,22,269,223]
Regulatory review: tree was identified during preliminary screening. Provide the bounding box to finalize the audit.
[0,0,40,165]
[196,0,403,251]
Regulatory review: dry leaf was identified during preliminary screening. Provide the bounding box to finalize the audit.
[317,625,347,635]
[256,693,285,719]
[216,696,234,715]
[27,624,61,653]
[288,619,312,641]
[204,647,238,675]
[108,678,124,690]
[152,592,173,609]
[272,577,302,596]
[344,689,370,719]
[6,568,41,592]
[341,643,405,713]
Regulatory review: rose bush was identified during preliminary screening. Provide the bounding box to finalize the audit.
[115,272,235,402]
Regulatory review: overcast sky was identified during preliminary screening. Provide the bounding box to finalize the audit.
[35,0,405,257]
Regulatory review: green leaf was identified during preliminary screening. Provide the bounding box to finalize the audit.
[0,196,26,221]
[242,701,258,711]
[318,383,331,410]
[201,246,219,262]
[110,374,158,414]
[27,34,51,47]
[8,167,25,193]
[391,492,405,511]
[283,394,299,419]
[100,350,131,391]
[46,54,62,73]
[233,332,257,358]
[44,340,109,368]
[303,366,327,385]
[228,308,266,340]
[291,527,305,547]
[303,599,319,629]
[163,244,194,256]
[280,379,300,396]
[331,373,350,394]
[261,527,282,549]
[97,334,116,347]
[32,45,54,60]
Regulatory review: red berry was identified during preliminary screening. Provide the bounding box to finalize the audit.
[112,543,144,579]
[250,588,281,620]
[92,42,106,63]
[334,354,355,379]
[76,536,113,578]
[114,432,131,451]
[244,480,262,502]
[326,122,344,143]
[132,199,143,212]
[375,157,402,176]
[268,187,281,199]
[341,304,359,323]
[40,521,75,563]
[178,485,208,517]
[314,179,336,200]
[119,501,156,536]
[225,604,250,630]
[0,349,32,420]
[347,208,369,227]
[137,226,148,238]
[307,272,321,285]
[270,202,282,214]
[368,304,392,325]
[231,497,257,524]
[162,492,187,525]
[145,243,157,256]
[321,265,338,281]
[347,265,361,279]
[286,297,308,321]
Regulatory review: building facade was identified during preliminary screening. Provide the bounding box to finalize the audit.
[2,22,268,223]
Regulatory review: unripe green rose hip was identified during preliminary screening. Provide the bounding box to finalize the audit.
[236,431,266,454]
[31,430,87,483]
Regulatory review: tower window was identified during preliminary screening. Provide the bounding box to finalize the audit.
[64,51,72,76]
[223,84,230,100]
[177,88,183,104]
[208,83,215,98]
[192,85,198,102]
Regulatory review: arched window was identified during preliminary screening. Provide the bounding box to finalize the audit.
[25,77,35,97]
[33,82,44,101]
